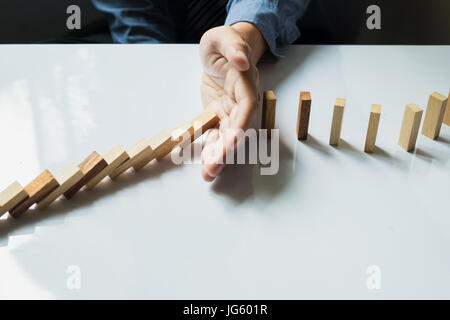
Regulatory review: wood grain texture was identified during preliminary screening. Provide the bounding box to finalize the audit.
[421,92,448,140]
[261,90,276,138]
[110,139,154,179]
[364,104,382,153]
[10,170,59,218]
[85,145,129,190]
[398,103,423,152]
[149,130,174,160]
[329,98,346,146]
[191,109,219,139]
[37,163,84,209]
[296,91,312,140]
[0,181,28,217]
[443,90,450,126]
[63,152,107,199]
[171,121,195,147]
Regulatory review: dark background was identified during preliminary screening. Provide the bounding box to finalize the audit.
[0,0,449,44]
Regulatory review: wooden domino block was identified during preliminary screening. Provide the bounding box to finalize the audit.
[85,145,129,190]
[10,170,59,218]
[63,152,108,199]
[329,98,346,146]
[296,91,312,140]
[421,92,448,140]
[110,139,154,179]
[149,130,174,160]
[0,181,29,217]
[191,109,219,139]
[443,90,450,126]
[364,104,382,153]
[261,90,276,138]
[37,163,84,209]
[171,121,194,147]
[398,103,423,152]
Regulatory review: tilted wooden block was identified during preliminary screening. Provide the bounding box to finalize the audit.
[110,139,154,179]
[37,163,84,209]
[364,104,382,153]
[329,98,346,146]
[149,130,174,160]
[85,145,129,190]
[421,92,448,140]
[191,109,219,139]
[63,152,107,199]
[296,91,312,140]
[0,181,29,217]
[398,103,423,152]
[10,170,59,218]
[443,90,450,126]
[261,90,276,138]
[171,121,194,147]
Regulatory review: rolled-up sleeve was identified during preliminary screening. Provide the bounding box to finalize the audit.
[225,0,310,56]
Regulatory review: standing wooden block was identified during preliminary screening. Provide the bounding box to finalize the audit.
[191,109,219,139]
[329,98,346,146]
[171,121,195,147]
[296,91,312,140]
[364,104,382,153]
[443,90,450,126]
[149,130,174,160]
[110,139,154,179]
[261,91,276,138]
[0,181,29,217]
[421,92,448,140]
[398,103,423,152]
[63,152,107,199]
[10,170,59,218]
[37,163,84,209]
[85,145,129,190]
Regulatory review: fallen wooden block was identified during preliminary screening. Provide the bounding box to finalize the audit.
[261,90,276,138]
[398,103,423,152]
[421,92,448,140]
[191,109,219,139]
[85,145,129,190]
[110,139,154,179]
[364,104,382,153]
[63,152,108,199]
[171,121,194,147]
[37,163,84,209]
[296,91,312,140]
[149,130,174,160]
[0,181,29,217]
[443,90,450,126]
[10,170,59,218]
[329,98,346,146]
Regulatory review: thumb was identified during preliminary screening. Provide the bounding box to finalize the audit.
[225,46,250,71]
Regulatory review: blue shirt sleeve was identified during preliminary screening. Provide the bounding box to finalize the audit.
[225,0,311,56]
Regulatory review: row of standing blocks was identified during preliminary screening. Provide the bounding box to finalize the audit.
[261,90,450,152]
[0,110,220,219]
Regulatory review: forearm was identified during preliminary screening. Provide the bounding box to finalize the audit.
[231,22,267,65]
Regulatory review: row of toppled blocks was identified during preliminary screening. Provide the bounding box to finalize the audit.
[261,90,450,152]
[0,110,219,219]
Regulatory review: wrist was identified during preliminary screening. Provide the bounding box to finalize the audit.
[231,22,267,65]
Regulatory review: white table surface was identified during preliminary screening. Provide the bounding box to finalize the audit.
[0,44,449,299]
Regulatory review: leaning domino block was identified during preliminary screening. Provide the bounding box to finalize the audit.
[364,104,382,153]
[10,170,59,218]
[85,145,129,190]
[149,130,174,160]
[110,139,154,179]
[421,92,448,140]
[191,109,219,139]
[37,163,84,209]
[443,90,450,126]
[398,103,423,152]
[64,152,108,199]
[329,98,346,146]
[296,91,312,140]
[171,121,194,148]
[0,181,28,217]
[261,90,276,138]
